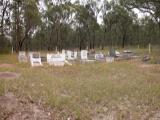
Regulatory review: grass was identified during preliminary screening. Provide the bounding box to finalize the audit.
[0,48,160,119]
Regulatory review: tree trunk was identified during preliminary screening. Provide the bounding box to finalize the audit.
[0,1,8,47]
[93,30,95,49]
[15,1,21,52]
[122,32,126,48]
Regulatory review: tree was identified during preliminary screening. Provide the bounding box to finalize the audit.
[44,0,75,51]
[120,0,160,28]
[103,5,133,48]
[0,0,11,51]
[12,0,41,52]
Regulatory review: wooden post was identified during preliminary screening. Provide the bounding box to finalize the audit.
[55,46,57,52]
[12,46,14,54]
[149,43,151,54]
[86,46,89,50]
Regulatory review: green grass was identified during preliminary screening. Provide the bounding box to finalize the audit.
[0,48,160,119]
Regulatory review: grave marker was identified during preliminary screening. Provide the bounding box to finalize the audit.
[18,51,27,62]
[81,50,88,60]
[29,52,43,67]
[47,53,65,66]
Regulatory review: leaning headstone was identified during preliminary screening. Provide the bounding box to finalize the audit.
[81,50,88,60]
[142,55,150,62]
[29,52,43,67]
[18,51,27,62]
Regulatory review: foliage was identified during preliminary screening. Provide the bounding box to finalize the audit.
[0,0,160,52]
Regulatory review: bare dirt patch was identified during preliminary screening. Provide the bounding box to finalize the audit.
[139,64,156,68]
[130,60,160,70]
[0,92,52,120]
[0,64,15,68]
[0,72,20,79]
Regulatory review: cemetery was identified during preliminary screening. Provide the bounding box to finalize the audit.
[16,49,143,67]
[0,47,160,119]
[0,0,160,119]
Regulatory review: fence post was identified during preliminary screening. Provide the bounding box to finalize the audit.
[149,43,151,54]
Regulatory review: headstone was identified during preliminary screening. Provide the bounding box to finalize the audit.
[66,51,72,60]
[142,55,150,62]
[18,51,27,62]
[66,51,75,60]
[62,50,66,59]
[106,57,114,63]
[115,51,121,57]
[29,52,43,67]
[73,51,78,59]
[47,53,65,66]
[95,53,105,61]
[62,50,65,55]
[81,50,88,60]
[123,50,132,53]
[109,48,116,57]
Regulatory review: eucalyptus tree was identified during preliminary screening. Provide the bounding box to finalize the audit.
[0,0,11,51]
[120,0,160,28]
[0,0,10,36]
[103,5,133,48]
[85,0,101,49]
[73,1,101,50]
[12,0,41,52]
[44,0,76,50]
[101,0,111,49]
[73,4,89,50]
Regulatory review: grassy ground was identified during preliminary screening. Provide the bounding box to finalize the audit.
[0,48,160,119]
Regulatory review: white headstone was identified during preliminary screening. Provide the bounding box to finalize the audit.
[18,51,27,62]
[67,51,71,60]
[106,57,114,63]
[29,52,43,67]
[73,51,78,59]
[62,50,65,54]
[95,53,104,60]
[47,53,65,66]
[115,51,121,57]
[66,51,75,60]
[81,50,88,60]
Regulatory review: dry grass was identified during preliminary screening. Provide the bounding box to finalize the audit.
[0,49,160,119]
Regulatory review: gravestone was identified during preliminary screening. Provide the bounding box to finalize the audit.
[66,51,75,60]
[73,51,78,59]
[106,57,114,63]
[95,53,105,61]
[109,48,116,57]
[18,51,27,62]
[29,52,43,67]
[47,53,65,66]
[81,50,88,60]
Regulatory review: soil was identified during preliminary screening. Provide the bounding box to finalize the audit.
[0,92,52,120]
[0,72,20,79]
[0,64,15,68]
